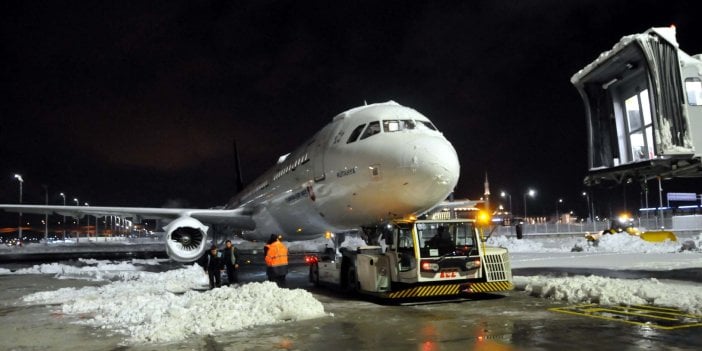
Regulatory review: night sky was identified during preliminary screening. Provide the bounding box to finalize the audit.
[2,0,702,224]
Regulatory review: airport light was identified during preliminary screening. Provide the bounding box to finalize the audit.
[582,191,593,223]
[500,191,513,214]
[73,198,80,243]
[84,203,90,238]
[13,174,23,243]
[59,193,66,241]
[523,189,536,220]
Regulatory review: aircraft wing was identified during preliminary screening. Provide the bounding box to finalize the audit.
[0,204,256,229]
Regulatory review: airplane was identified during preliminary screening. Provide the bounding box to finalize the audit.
[1,101,460,262]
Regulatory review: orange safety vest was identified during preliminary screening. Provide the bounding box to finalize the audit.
[265,240,288,267]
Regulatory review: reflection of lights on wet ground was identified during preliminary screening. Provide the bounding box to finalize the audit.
[420,323,438,351]
[274,338,294,350]
[421,340,437,351]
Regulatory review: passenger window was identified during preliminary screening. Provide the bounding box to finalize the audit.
[360,121,381,140]
[686,78,702,106]
[346,124,366,144]
[383,120,400,132]
[401,120,416,129]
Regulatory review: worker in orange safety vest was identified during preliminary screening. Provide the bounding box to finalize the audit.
[264,234,288,287]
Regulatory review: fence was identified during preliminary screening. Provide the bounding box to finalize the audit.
[494,214,702,236]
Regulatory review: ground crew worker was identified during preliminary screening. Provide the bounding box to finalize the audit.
[264,234,288,287]
[222,240,239,285]
[205,245,224,289]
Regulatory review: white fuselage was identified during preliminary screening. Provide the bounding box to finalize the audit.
[227,101,460,240]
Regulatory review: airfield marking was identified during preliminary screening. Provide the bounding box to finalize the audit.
[549,304,702,330]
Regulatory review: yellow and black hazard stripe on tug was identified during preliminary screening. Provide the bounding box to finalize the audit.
[385,284,461,299]
[384,281,513,299]
[467,281,514,293]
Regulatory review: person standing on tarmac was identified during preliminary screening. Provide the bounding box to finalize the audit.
[205,245,224,289]
[264,234,289,287]
[222,240,239,285]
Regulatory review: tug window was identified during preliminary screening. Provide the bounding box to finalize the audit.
[686,78,702,106]
[360,121,381,140]
[346,124,366,144]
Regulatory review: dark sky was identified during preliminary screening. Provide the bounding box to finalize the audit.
[2,0,702,222]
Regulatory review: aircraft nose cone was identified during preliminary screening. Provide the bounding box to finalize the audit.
[402,136,460,207]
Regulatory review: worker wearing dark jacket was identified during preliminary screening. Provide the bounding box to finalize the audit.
[264,234,288,287]
[205,245,224,289]
[222,240,239,285]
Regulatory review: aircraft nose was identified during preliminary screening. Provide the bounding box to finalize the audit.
[402,135,460,202]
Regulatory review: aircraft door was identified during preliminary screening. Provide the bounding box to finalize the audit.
[312,124,336,182]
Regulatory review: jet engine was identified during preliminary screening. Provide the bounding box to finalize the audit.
[164,217,209,262]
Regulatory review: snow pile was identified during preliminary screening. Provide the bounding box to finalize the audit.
[514,275,702,314]
[490,233,686,254]
[22,265,328,343]
[10,261,144,281]
[0,267,11,274]
[586,234,682,253]
[488,235,575,253]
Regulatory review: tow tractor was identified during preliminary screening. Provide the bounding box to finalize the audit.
[306,213,513,299]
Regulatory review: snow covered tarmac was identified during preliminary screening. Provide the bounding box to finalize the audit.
[0,233,701,350]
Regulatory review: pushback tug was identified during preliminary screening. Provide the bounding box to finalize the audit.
[306,211,513,299]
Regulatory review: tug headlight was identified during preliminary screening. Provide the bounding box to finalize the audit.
[420,260,440,272]
[465,259,481,270]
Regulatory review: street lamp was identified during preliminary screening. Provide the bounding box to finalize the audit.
[84,202,90,238]
[59,193,66,241]
[523,189,536,220]
[582,191,593,222]
[500,191,513,214]
[14,174,23,243]
[556,198,563,221]
[73,198,79,243]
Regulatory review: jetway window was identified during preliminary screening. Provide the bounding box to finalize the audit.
[346,124,366,144]
[624,89,654,162]
[686,78,702,106]
[360,121,380,140]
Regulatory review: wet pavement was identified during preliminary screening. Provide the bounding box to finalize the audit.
[1,260,701,351]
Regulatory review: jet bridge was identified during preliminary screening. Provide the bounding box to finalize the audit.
[571,27,702,185]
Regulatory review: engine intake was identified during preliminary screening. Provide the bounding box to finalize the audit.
[165,217,209,262]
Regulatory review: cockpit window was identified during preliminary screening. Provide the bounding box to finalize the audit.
[346,124,366,144]
[360,121,381,140]
[401,120,416,130]
[417,121,437,131]
[383,120,400,132]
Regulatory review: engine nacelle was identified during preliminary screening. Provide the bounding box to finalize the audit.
[164,217,209,262]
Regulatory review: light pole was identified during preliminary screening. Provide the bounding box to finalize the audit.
[74,198,79,243]
[523,189,536,220]
[582,191,593,223]
[84,202,90,239]
[42,185,48,242]
[500,191,513,214]
[59,193,66,241]
[14,174,23,244]
[556,198,563,221]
